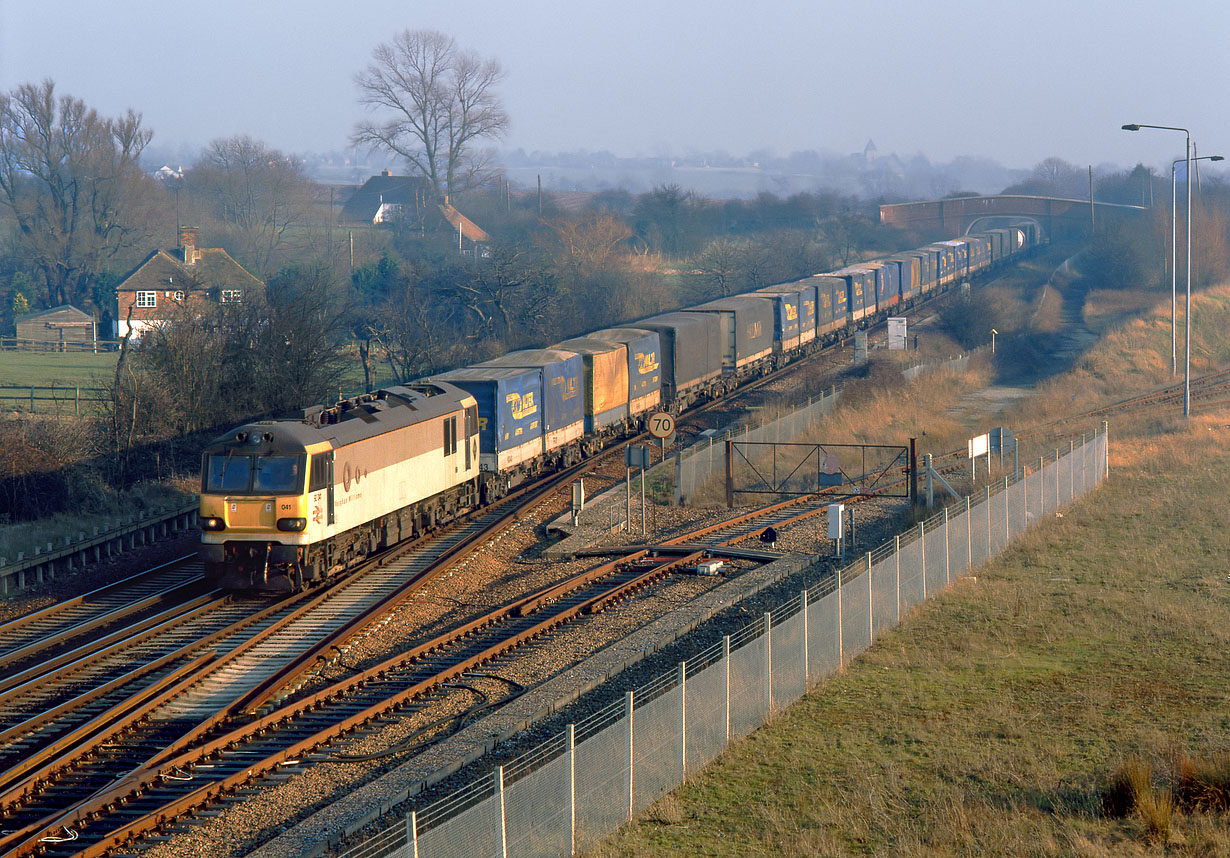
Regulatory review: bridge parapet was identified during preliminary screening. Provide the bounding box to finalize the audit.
[880,195,1146,239]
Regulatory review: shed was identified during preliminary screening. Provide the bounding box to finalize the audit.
[14,305,97,350]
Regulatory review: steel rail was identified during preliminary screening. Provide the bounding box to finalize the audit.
[0,592,223,701]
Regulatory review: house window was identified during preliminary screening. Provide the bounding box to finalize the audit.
[136,291,157,308]
[221,289,243,304]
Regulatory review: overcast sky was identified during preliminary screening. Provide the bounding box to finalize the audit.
[2,0,1226,174]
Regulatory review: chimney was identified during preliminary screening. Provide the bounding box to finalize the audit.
[178,226,200,264]
[382,169,392,177]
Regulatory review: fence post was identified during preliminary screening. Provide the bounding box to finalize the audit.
[1003,477,1010,545]
[497,766,508,858]
[943,507,950,585]
[567,724,576,857]
[723,636,731,745]
[965,495,972,573]
[801,589,809,687]
[763,612,773,716]
[866,553,873,642]
[985,484,992,557]
[678,662,687,782]
[919,523,926,601]
[1068,440,1075,504]
[894,535,901,624]
[626,691,635,822]
[1022,461,1029,531]
[1054,449,1060,510]
[1082,433,1089,496]
[1103,421,1110,480]
[836,570,844,667]
[407,810,418,858]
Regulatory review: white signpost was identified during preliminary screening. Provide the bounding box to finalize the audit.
[968,432,990,482]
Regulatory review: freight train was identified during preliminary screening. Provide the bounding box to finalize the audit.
[200,224,1039,590]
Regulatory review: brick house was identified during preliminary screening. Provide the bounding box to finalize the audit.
[113,227,263,339]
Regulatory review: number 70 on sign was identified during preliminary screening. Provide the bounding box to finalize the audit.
[648,412,675,444]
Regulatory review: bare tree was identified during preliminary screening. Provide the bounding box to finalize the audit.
[353,29,509,197]
[0,80,157,307]
[187,136,315,276]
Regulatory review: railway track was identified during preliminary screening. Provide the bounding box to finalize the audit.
[0,556,205,678]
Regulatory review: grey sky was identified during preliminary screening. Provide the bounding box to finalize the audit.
[2,0,1226,174]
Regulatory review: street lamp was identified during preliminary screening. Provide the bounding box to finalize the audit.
[1169,154,1223,377]
[990,328,997,354]
[1123,123,1193,416]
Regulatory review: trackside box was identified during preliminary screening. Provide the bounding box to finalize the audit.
[684,296,775,371]
[553,336,629,432]
[633,312,722,401]
[430,366,543,472]
[749,286,804,350]
[482,349,584,453]
[586,327,662,416]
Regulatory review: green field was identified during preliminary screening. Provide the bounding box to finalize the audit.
[0,349,118,387]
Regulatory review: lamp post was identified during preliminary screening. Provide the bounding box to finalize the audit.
[1123,123,1192,416]
[1169,154,1223,377]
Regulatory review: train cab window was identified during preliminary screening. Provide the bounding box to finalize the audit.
[309,455,330,492]
[465,406,478,438]
[252,455,306,493]
[443,416,457,457]
[205,455,251,493]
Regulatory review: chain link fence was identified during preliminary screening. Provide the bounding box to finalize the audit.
[340,429,1108,858]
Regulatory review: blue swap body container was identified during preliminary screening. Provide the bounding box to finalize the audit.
[482,349,585,454]
[430,365,544,473]
[749,284,805,351]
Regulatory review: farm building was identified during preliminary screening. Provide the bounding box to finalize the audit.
[14,304,97,350]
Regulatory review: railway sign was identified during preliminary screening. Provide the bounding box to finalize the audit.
[647,412,675,440]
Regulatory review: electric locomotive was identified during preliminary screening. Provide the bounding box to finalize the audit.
[200,382,479,590]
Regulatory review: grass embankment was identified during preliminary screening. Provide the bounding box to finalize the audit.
[593,287,1230,856]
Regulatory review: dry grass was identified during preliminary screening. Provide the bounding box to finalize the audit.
[592,269,1230,858]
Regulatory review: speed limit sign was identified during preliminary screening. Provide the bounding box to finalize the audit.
[647,412,675,440]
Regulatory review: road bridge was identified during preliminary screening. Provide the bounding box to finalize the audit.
[879,195,1147,240]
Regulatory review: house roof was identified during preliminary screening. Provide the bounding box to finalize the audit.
[340,173,434,223]
[15,304,93,325]
[438,201,491,243]
[116,247,263,294]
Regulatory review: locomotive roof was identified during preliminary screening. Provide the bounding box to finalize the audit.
[203,383,472,454]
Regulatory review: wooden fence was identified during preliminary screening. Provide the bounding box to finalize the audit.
[0,385,109,416]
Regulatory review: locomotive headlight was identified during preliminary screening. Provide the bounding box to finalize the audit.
[200,517,226,531]
[277,517,308,532]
